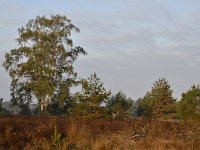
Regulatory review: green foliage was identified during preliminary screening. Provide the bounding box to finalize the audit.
[47,97,75,115]
[51,126,65,148]
[177,84,200,122]
[3,15,86,112]
[10,81,32,109]
[19,103,32,115]
[133,98,144,117]
[81,73,111,104]
[106,91,133,118]
[139,78,176,119]
[70,73,111,118]
[0,109,10,116]
[139,94,155,118]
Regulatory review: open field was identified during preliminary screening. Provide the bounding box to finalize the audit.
[0,116,200,150]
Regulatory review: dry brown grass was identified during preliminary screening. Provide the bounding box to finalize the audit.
[0,116,200,150]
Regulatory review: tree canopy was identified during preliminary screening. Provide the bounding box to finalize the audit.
[177,84,200,122]
[70,73,111,118]
[3,15,87,112]
[106,91,133,118]
[139,78,176,119]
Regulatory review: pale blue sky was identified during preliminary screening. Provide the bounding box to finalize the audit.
[1,0,200,101]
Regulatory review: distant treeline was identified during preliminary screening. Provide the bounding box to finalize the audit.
[1,15,200,122]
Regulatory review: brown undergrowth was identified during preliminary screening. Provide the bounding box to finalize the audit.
[0,116,200,150]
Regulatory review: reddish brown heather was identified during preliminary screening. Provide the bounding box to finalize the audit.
[0,116,200,150]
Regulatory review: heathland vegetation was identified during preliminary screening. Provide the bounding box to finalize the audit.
[1,116,200,150]
[1,14,200,149]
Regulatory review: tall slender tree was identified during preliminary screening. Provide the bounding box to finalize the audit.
[3,15,87,113]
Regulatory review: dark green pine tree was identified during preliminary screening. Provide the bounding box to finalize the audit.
[177,84,200,122]
[140,78,176,119]
[106,91,133,119]
[70,73,111,118]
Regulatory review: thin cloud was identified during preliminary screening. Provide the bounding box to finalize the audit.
[1,0,200,100]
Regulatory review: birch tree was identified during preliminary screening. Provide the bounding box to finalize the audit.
[3,15,87,113]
